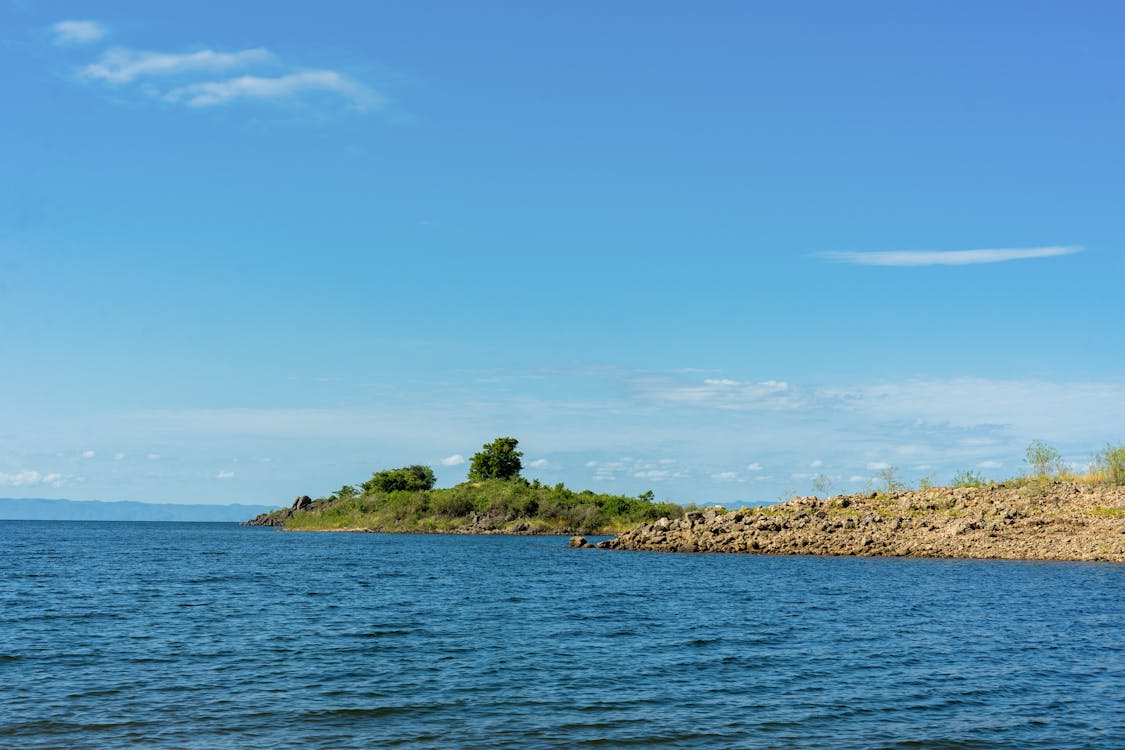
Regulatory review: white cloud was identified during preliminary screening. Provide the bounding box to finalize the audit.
[145,453,161,460]
[635,377,803,411]
[163,70,380,110]
[82,47,274,84]
[51,20,107,46]
[848,475,865,483]
[526,458,550,469]
[0,470,64,487]
[746,462,764,472]
[977,460,1002,469]
[441,454,466,466]
[215,470,235,479]
[114,452,126,461]
[866,462,890,470]
[711,471,739,482]
[809,459,823,467]
[633,469,684,481]
[815,246,1082,267]
[81,450,95,458]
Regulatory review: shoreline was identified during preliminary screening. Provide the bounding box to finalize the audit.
[596,481,1125,563]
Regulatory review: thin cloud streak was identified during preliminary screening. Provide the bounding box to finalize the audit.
[82,47,275,84]
[164,71,381,110]
[815,246,1082,267]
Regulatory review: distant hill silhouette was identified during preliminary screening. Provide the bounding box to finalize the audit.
[0,497,277,522]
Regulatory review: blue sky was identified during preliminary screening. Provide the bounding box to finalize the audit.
[2,1,1123,505]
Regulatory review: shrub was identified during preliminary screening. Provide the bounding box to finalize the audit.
[1092,443,1125,486]
[951,470,987,488]
[364,465,436,493]
[876,466,905,492]
[1024,440,1062,478]
[811,473,832,496]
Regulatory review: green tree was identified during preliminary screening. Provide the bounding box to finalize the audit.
[876,466,905,492]
[468,437,524,481]
[1024,440,1062,478]
[811,473,832,496]
[365,465,436,493]
[1092,443,1125,485]
[331,484,358,501]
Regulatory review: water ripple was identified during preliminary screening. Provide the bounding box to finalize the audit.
[0,521,1122,749]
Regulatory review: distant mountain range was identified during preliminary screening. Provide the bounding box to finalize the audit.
[0,497,278,523]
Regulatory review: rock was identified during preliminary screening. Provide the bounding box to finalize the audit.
[569,536,588,548]
[595,481,1125,562]
[293,495,313,511]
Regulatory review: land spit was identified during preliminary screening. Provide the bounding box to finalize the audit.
[597,482,1125,562]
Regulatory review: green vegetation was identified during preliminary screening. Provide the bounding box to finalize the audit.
[875,466,906,492]
[1092,443,1125,486]
[363,465,436,493]
[269,436,688,534]
[468,437,523,481]
[811,473,832,496]
[951,469,988,488]
[284,478,687,534]
[1025,439,1063,478]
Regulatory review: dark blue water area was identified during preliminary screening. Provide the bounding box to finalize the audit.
[0,522,1122,749]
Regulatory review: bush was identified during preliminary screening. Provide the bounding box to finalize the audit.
[1092,443,1125,486]
[365,465,436,493]
[876,466,905,492]
[1024,440,1063,478]
[951,469,987,488]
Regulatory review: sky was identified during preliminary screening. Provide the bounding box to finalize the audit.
[2,1,1123,506]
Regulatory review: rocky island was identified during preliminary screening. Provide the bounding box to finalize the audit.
[597,480,1125,562]
[245,438,689,535]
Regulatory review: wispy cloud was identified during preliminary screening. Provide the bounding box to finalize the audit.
[0,470,64,487]
[163,70,380,110]
[73,44,381,112]
[635,377,805,411]
[81,47,275,84]
[51,20,107,46]
[815,246,1082,267]
[215,470,235,479]
[526,458,550,469]
[440,454,466,466]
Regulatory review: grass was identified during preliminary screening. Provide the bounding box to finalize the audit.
[279,478,690,534]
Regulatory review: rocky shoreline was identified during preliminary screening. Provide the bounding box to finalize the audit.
[596,482,1125,562]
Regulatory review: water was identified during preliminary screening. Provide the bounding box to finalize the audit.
[1,522,1122,749]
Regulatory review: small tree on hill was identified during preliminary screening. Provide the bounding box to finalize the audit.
[1024,440,1062,478]
[468,437,523,481]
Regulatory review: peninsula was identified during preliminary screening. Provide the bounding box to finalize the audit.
[598,479,1125,562]
[246,437,1125,562]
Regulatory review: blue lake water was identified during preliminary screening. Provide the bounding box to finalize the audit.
[1,521,1122,749]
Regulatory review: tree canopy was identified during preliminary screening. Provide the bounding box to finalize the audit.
[364,465,436,493]
[468,437,523,481]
